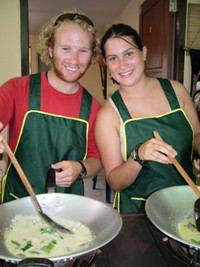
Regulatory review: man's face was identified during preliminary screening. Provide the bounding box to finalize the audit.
[49,22,93,83]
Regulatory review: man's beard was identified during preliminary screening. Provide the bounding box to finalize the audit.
[52,60,89,83]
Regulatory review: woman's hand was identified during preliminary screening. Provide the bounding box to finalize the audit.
[138,138,177,164]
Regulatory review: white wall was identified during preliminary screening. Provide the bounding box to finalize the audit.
[0,0,21,177]
[0,0,21,84]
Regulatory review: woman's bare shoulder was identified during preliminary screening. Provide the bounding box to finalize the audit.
[98,99,118,117]
[169,79,191,104]
[95,99,120,133]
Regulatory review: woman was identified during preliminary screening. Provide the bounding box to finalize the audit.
[95,24,200,213]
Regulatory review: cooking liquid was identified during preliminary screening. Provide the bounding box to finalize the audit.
[177,217,200,245]
[4,214,95,258]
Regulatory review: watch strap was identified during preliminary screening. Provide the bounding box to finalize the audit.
[131,143,148,167]
[78,161,87,179]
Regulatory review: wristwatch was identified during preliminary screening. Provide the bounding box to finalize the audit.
[78,161,87,179]
[130,143,148,167]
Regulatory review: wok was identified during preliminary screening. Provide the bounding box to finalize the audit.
[145,185,200,250]
[0,193,122,265]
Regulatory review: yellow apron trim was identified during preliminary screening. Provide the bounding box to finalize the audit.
[1,174,6,203]
[9,193,19,200]
[1,174,19,203]
[113,192,120,213]
[131,197,146,201]
[112,192,147,213]
[122,108,192,161]
[1,110,89,203]
[20,110,89,161]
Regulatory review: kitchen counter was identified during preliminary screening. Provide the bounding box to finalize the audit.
[95,213,190,267]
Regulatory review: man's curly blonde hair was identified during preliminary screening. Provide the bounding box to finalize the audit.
[36,9,100,67]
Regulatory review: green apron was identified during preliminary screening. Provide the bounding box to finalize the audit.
[1,73,92,203]
[112,78,195,213]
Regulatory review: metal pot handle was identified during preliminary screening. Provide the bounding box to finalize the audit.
[17,258,54,267]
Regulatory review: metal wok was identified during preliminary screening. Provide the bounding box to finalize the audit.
[0,193,122,265]
[145,185,200,250]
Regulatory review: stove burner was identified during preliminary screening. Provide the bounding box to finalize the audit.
[165,237,200,266]
[61,252,96,267]
[0,251,96,267]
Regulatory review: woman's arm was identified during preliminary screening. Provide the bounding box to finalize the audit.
[95,102,140,191]
[95,102,176,192]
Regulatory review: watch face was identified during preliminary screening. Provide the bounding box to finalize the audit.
[133,150,137,160]
[79,171,86,179]
[131,149,137,161]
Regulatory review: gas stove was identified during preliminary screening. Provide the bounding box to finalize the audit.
[94,213,199,267]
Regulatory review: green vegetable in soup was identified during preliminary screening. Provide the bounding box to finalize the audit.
[40,227,64,239]
[40,227,56,234]
[191,239,200,245]
[21,240,33,252]
[41,240,57,254]
[185,222,196,230]
[11,240,20,247]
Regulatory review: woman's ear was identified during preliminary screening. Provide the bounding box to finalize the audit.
[142,46,147,61]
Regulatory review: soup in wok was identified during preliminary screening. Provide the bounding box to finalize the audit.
[0,193,122,263]
[145,185,200,249]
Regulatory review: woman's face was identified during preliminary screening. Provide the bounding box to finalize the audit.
[104,37,147,87]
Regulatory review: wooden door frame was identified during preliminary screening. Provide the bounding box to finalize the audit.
[20,0,29,76]
[174,0,187,82]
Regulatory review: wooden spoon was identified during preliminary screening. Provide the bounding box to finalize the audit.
[1,138,72,233]
[153,131,200,230]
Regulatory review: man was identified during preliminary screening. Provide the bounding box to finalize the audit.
[0,10,101,202]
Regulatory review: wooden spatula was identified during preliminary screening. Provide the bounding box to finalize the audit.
[1,138,72,233]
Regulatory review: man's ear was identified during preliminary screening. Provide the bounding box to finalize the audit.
[48,46,53,58]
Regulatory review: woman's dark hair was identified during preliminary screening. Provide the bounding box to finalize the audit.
[100,24,143,59]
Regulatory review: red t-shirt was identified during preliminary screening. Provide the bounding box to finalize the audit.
[0,72,101,159]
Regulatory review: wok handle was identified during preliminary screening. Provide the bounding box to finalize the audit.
[1,138,43,212]
[153,131,200,198]
[18,258,54,267]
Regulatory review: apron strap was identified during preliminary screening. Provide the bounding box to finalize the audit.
[111,90,131,121]
[29,73,41,110]
[29,73,92,120]
[79,88,92,120]
[111,78,180,122]
[157,78,180,110]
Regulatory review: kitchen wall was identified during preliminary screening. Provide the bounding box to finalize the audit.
[0,0,21,179]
